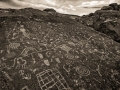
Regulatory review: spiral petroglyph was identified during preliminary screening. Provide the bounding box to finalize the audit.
[74,65,90,76]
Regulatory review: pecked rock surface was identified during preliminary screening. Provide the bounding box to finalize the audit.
[0,8,120,90]
[79,3,120,43]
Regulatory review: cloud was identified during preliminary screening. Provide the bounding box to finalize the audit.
[0,0,120,16]
[14,0,67,13]
[11,0,81,7]
[69,5,76,10]
[0,0,27,9]
[45,0,56,6]
[78,0,120,8]
[11,0,76,13]
[78,1,107,8]
[79,13,87,16]
[109,0,120,3]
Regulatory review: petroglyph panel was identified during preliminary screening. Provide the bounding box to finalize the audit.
[36,69,71,90]
[0,12,120,90]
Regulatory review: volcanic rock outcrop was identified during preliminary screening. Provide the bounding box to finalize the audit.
[79,3,120,43]
[0,4,120,90]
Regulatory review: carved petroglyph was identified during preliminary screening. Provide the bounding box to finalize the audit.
[7,45,10,53]
[12,33,17,40]
[2,71,13,81]
[38,53,43,59]
[7,23,17,39]
[12,57,27,69]
[21,48,28,57]
[5,52,16,58]
[63,64,91,79]
[20,25,30,39]
[63,65,71,74]
[29,68,39,74]
[1,57,6,61]
[30,53,36,64]
[19,57,27,69]
[60,44,72,53]
[44,59,50,66]
[9,43,20,49]
[0,61,7,70]
[0,71,15,90]
[28,40,38,46]
[21,86,30,90]
[20,47,36,57]
[96,65,102,76]
[55,58,61,63]
[74,65,90,76]
[19,25,38,40]
[66,53,74,59]
[36,69,71,90]
[22,73,31,80]
[19,70,31,80]
[0,50,4,54]
[12,58,17,68]
[19,70,25,76]
[15,58,21,69]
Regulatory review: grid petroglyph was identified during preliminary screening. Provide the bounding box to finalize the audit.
[36,69,71,90]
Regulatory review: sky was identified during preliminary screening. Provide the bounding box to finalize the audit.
[0,0,119,16]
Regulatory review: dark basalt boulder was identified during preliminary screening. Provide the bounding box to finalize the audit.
[43,8,56,13]
[109,3,119,10]
[101,6,114,10]
[97,21,120,42]
[118,4,120,11]
[79,3,120,43]
[0,7,120,90]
